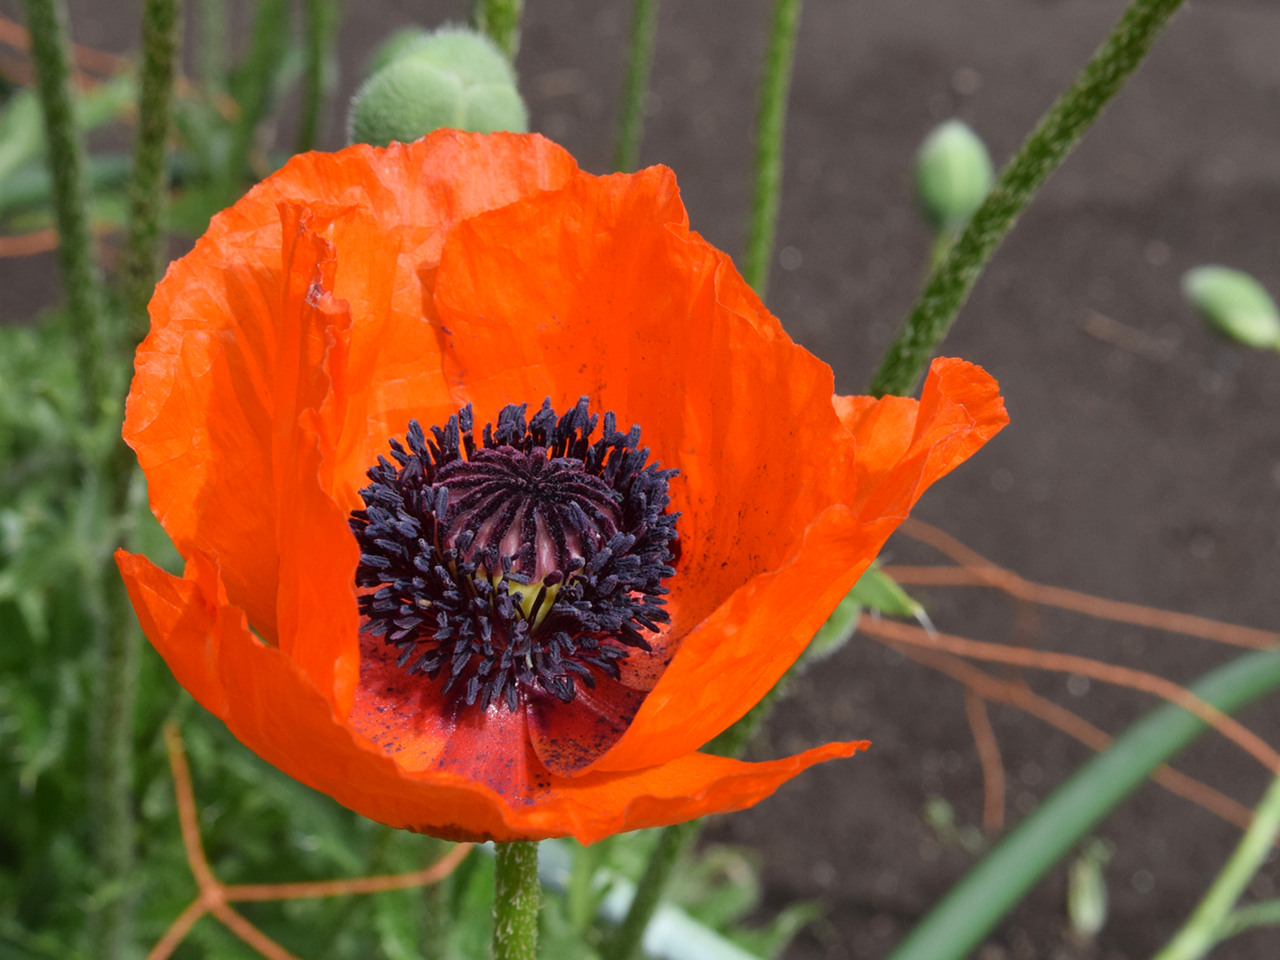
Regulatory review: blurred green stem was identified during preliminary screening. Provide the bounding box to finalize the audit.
[604,819,698,960]
[1152,771,1280,960]
[121,0,181,342]
[296,0,340,153]
[493,841,539,960]
[885,646,1280,960]
[605,669,789,960]
[868,0,1188,397]
[21,0,107,406]
[197,0,226,93]
[471,0,524,60]
[742,0,803,298]
[612,0,659,173]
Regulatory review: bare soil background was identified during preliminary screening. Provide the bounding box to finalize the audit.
[3,1,1279,958]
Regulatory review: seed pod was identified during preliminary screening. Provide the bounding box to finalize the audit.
[348,26,527,146]
[916,119,993,232]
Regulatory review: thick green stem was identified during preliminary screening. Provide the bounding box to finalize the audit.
[885,647,1280,960]
[121,0,181,344]
[21,0,107,405]
[93,584,143,960]
[1151,772,1280,960]
[868,0,1188,397]
[492,841,539,960]
[612,0,659,173]
[471,0,524,61]
[742,0,803,299]
[296,0,339,153]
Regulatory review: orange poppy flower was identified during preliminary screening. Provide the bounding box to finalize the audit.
[116,130,1007,843]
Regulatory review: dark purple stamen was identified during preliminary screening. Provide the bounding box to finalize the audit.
[349,398,679,712]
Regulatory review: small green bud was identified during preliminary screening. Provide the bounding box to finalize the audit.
[916,119,993,232]
[1067,838,1113,940]
[1182,265,1280,350]
[348,26,527,147]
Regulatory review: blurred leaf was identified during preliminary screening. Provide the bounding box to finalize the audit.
[850,563,925,620]
[1182,265,1280,350]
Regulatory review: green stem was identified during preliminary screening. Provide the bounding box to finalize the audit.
[197,0,226,94]
[121,0,181,344]
[742,0,803,299]
[21,0,107,406]
[885,647,1280,960]
[868,0,1188,397]
[93,584,143,960]
[492,841,539,960]
[605,677,788,960]
[604,820,699,960]
[1219,899,1280,941]
[1151,772,1280,960]
[612,0,659,173]
[471,0,524,61]
[296,0,339,153]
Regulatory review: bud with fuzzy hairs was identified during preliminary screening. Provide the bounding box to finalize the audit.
[348,25,528,147]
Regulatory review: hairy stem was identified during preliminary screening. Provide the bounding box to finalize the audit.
[492,841,539,960]
[869,0,1188,397]
[121,0,181,343]
[603,820,699,960]
[471,0,524,61]
[742,0,803,298]
[21,0,107,405]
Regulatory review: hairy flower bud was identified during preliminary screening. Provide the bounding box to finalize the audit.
[915,119,993,233]
[1182,265,1280,350]
[348,26,527,146]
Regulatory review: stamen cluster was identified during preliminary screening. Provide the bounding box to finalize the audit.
[350,398,678,712]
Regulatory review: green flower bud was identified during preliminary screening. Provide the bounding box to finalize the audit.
[916,119,993,232]
[365,27,433,78]
[348,26,527,147]
[1182,265,1280,350]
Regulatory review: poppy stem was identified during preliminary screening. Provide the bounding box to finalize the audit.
[295,0,339,154]
[492,840,539,960]
[471,0,524,61]
[611,0,660,174]
[868,0,1188,398]
[603,819,699,960]
[20,0,108,408]
[742,0,803,300]
[120,0,181,345]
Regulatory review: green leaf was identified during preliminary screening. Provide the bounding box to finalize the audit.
[1182,265,1280,350]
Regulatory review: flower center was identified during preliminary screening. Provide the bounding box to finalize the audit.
[350,398,678,712]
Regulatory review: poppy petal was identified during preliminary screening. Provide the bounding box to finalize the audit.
[118,547,867,843]
[595,358,1007,771]
[525,677,648,777]
[431,166,855,633]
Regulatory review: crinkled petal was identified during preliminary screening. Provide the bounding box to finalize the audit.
[596,358,1008,771]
